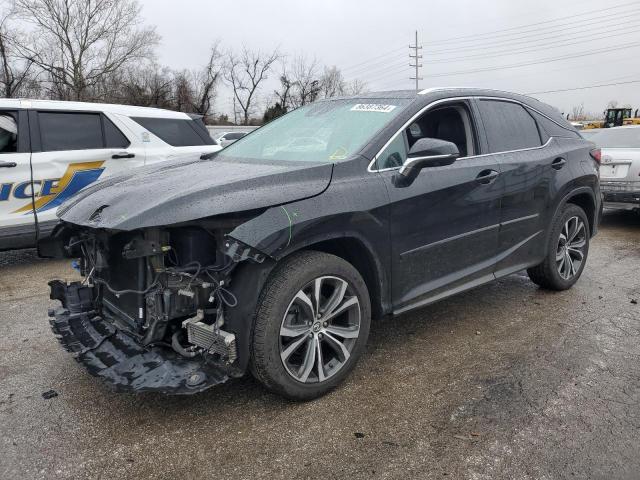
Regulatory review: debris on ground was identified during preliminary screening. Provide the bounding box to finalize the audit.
[41,390,58,400]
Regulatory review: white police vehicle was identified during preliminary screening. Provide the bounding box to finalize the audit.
[0,99,221,250]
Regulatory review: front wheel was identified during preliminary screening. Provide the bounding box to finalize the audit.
[527,204,590,290]
[251,251,371,400]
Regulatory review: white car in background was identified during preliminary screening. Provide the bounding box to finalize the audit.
[583,126,640,211]
[0,99,222,250]
[216,131,248,147]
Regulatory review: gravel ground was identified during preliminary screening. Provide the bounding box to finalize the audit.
[0,210,638,480]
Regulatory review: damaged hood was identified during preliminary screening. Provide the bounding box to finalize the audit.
[57,157,333,230]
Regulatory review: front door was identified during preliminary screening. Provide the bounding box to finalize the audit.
[0,109,34,249]
[376,100,503,313]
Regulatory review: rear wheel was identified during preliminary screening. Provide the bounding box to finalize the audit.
[527,204,590,290]
[251,251,371,400]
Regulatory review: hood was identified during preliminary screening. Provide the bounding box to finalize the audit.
[57,157,333,230]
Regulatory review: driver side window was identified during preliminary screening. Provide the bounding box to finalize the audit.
[376,102,477,170]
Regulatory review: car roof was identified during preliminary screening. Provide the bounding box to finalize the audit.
[322,87,570,129]
[0,98,193,119]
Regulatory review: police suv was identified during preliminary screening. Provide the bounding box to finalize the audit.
[0,99,221,250]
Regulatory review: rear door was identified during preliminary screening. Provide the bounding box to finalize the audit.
[28,110,146,229]
[0,109,34,248]
[476,99,559,276]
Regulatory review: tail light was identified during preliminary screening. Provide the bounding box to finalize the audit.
[589,148,601,164]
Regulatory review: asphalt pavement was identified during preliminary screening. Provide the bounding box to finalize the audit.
[0,210,638,480]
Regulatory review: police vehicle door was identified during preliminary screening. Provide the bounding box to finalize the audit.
[0,109,34,246]
[26,110,144,231]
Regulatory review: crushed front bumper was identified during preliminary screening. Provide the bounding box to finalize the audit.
[48,281,233,394]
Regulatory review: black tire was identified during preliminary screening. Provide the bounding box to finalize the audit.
[251,251,371,401]
[527,204,590,290]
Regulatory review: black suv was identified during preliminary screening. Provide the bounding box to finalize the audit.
[43,88,601,400]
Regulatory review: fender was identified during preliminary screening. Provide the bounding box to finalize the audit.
[226,161,393,321]
[544,185,599,248]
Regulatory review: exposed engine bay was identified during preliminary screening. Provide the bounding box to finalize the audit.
[44,221,268,394]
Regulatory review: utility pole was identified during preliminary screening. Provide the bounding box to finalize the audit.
[409,30,423,92]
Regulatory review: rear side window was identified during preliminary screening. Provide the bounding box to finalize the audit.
[38,112,103,151]
[479,100,541,153]
[131,117,214,147]
[104,116,131,148]
[527,109,580,139]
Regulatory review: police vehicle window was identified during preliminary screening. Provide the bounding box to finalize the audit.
[0,113,18,153]
[131,117,214,147]
[39,112,104,151]
[479,100,542,153]
[104,115,131,148]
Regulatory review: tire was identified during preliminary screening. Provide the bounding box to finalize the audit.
[251,250,371,401]
[527,204,590,290]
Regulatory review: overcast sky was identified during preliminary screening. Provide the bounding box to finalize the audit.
[138,0,640,118]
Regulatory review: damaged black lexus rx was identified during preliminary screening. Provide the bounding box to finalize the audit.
[42,88,601,400]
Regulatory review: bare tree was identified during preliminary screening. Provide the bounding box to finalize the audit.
[320,65,346,98]
[289,54,321,107]
[0,7,37,97]
[345,78,367,96]
[274,73,293,112]
[570,103,585,121]
[14,0,159,100]
[188,42,223,120]
[224,46,279,125]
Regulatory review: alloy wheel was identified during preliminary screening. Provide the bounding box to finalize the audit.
[279,276,361,383]
[556,216,587,280]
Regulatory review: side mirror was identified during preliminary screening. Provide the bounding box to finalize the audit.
[395,138,459,184]
[392,138,459,187]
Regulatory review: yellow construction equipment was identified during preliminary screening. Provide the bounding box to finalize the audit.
[583,107,640,129]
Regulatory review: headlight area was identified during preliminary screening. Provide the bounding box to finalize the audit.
[46,224,266,394]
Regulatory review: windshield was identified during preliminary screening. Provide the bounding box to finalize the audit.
[220,98,411,163]
[585,128,640,148]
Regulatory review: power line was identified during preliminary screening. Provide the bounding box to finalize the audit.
[409,30,423,92]
[427,21,640,64]
[344,7,640,84]
[340,47,406,72]
[427,0,640,45]
[425,40,640,78]
[525,79,640,95]
[427,9,640,56]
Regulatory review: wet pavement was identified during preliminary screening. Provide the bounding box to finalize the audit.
[0,211,638,480]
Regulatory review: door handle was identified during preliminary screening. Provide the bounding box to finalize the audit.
[551,157,566,170]
[475,169,499,184]
[0,160,17,168]
[112,152,135,159]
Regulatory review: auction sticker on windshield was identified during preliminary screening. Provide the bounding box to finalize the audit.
[350,104,397,113]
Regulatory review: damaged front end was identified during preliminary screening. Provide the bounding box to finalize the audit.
[44,221,268,394]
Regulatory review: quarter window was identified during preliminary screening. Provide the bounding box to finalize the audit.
[479,100,542,153]
[131,117,214,147]
[39,112,104,151]
[377,132,408,169]
[104,115,131,148]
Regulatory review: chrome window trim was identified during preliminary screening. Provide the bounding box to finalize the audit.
[368,95,562,173]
